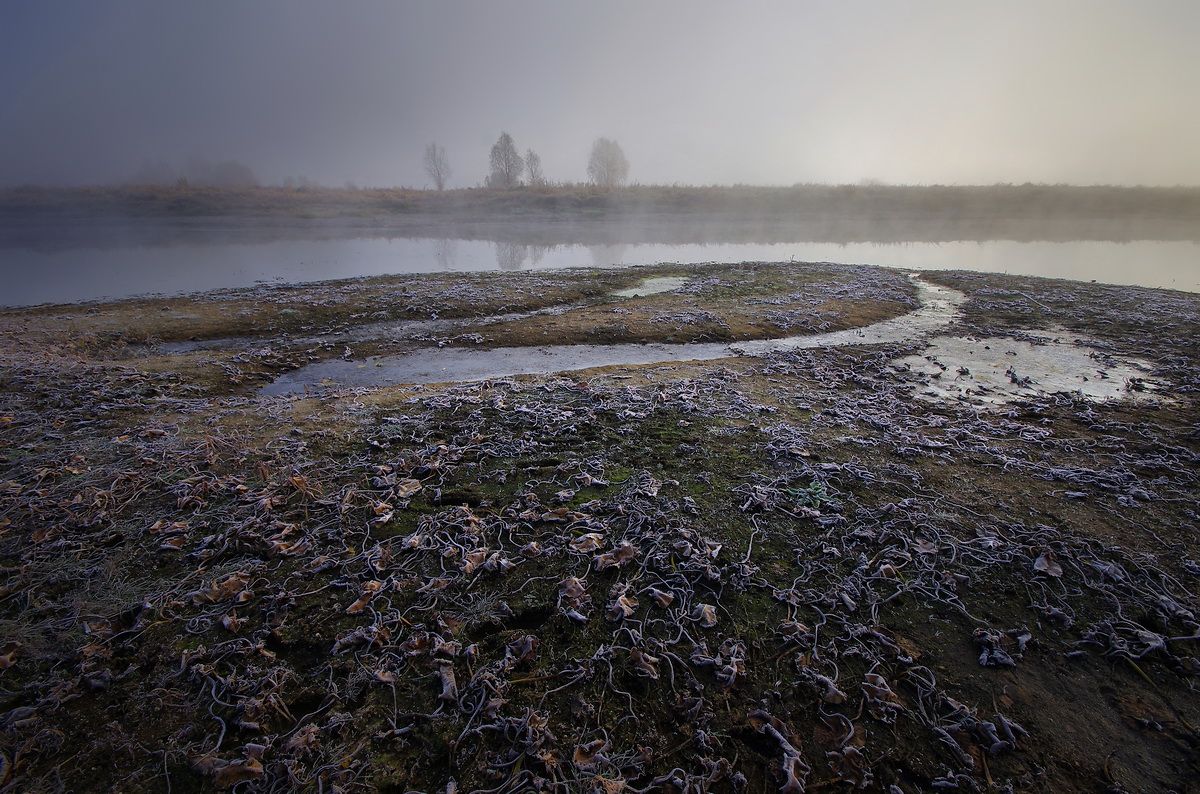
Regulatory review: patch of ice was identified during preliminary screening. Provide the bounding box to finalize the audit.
[610,276,689,298]
[894,331,1162,405]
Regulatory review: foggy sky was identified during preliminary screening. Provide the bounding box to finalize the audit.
[2,0,1199,188]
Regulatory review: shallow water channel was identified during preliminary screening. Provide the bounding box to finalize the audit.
[260,277,962,395]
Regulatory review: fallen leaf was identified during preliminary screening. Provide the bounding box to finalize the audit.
[395,479,422,498]
[1034,550,1063,577]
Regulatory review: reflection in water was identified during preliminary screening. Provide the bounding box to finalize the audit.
[528,244,551,267]
[494,241,528,270]
[432,238,457,270]
[588,244,629,267]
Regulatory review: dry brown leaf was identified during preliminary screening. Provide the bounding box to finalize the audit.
[1034,550,1063,577]
[693,603,718,628]
[570,533,605,552]
[395,478,422,498]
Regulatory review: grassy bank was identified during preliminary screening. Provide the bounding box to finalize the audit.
[0,263,919,397]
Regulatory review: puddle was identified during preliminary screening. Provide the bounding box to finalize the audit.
[260,276,964,395]
[894,332,1161,405]
[611,276,689,298]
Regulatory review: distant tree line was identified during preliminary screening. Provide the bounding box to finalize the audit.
[8,185,1199,246]
[129,158,258,188]
[421,133,630,190]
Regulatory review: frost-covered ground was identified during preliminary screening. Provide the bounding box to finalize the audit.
[1,262,1197,792]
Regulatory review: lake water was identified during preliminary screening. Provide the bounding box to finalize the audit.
[2,233,1197,306]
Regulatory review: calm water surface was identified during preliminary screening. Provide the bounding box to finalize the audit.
[3,234,1197,306]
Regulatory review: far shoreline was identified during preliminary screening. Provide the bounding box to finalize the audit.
[2,183,1200,248]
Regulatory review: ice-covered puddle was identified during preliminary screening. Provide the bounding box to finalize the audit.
[610,276,689,298]
[894,331,1163,405]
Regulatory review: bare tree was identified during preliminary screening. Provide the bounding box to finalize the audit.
[423,142,450,190]
[587,137,629,188]
[525,148,545,186]
[486,132,524,188]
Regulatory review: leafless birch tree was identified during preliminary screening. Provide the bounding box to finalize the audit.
[486,132,524,188]
[423,142,450,190]
[587,137,629,188]
[525,148,545,186]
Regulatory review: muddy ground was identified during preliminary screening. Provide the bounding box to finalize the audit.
[0,262,1197,793]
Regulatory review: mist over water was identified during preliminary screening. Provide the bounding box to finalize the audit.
[2,2,1197,304]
